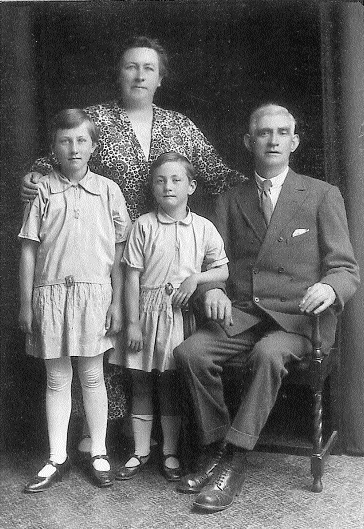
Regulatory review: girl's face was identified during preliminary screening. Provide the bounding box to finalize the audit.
[53,123,96,179]
[152,162,196,215]
[118,47,162,106]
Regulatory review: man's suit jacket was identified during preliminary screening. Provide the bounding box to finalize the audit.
[211,169,359,351]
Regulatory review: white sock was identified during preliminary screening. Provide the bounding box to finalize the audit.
[92,457,110,472]
[126,414,153,467]
[161,415,181,469]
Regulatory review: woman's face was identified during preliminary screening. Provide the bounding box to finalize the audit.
[118,47,162,105]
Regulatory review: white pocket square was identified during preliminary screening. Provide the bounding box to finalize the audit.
[292,228,309,237]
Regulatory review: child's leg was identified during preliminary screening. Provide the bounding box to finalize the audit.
[127,369,153,466]
[78,354,108,470]
[38,357,73,477]
[157,370,181,469]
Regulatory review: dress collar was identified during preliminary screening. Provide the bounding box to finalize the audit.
[49,168,101,195]
[156,207,193,225]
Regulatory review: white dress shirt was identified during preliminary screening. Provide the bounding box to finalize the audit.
[255,167,289,210]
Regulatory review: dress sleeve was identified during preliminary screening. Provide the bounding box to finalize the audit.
[202,221,229,270]
[18,184,49,242]
[111,183,132,243]
[122,219,145,271]
[188,118,246,195]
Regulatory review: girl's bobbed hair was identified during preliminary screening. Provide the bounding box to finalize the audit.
[50,109,99,146]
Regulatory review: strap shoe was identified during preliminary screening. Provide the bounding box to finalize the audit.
[24,457,71,493]
[115,453,150,480]
[89,455,113,488]
[161,454,182,482]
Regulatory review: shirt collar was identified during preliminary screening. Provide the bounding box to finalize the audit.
[255,167,289,189]
[49,168,101,195]
[156,206,193,225]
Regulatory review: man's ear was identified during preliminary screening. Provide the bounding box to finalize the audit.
[244,133,252,152]
[291,134,300,153]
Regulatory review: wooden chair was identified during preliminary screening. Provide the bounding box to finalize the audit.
[181,310,340,493]
[221,313,339,492]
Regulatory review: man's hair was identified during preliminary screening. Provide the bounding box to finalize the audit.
[50,109,99,146]
[117,35,169,78]
[249,103,296,135]
[150,152,196,182]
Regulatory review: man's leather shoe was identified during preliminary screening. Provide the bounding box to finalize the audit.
[176,442,225,493]
[89,455,113,488]
[115,453,150,480]
[24,457,71,493]
[193,452,247,512]
[161,454,182,482]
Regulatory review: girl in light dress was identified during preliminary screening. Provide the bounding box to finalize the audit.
[112,152,229,482]
[19,109,131,492]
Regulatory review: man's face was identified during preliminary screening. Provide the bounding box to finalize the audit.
[245,110,299,178]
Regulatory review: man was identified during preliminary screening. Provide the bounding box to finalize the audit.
[174,104,359,512]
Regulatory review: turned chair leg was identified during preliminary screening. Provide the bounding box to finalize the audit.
[310,314,324,492]
[311,389,324,492]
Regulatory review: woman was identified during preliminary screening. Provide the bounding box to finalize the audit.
[21,35,245,471]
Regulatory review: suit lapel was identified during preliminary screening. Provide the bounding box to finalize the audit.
[257,170,308,261]
[235,179,267,242]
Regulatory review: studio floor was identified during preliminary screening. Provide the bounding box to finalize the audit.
[1,444,363,529]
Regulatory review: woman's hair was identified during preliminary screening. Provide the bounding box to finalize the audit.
[50,109,99,146]
[117,35,169,78]
[150,152,196,182]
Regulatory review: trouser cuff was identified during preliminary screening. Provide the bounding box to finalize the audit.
[202,424,230,445]
[225,427,258,450]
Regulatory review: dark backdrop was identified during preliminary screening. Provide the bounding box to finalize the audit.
[1,0,324,451]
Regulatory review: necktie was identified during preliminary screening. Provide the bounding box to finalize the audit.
[260,179,273,225]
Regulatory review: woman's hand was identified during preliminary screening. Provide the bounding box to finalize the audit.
[127,322,143,352]
[19,305,33,334]
[172,275,198,308]
[105,303,122,335]
[21,172,42,202]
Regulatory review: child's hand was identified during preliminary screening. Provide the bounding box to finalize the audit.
[19,306,33,334]
[127,322,143,352]
[172,275,198,308]
[105,303,123,335]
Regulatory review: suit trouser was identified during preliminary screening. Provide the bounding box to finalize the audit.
[174,319,311,450]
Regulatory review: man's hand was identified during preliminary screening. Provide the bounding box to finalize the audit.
[21,172,42,202]
[299,283,336,315]
[204,289,233,329]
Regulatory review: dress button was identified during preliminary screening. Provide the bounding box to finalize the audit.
[253,268,258,274]
[277,236,284,242]
[254,297,260,303]
[281,297,287,302]
[278,267,284,273]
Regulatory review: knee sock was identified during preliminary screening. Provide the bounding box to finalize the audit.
[39,358,72,477]
[161,415,181,469]
[125,414,153,467]
[78,356,109,471]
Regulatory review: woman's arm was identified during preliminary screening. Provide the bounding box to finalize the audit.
[188,119,246,196]
[105,242,125,335]
[173,263,229,308]
[19,239,38,334]
[125,266,143,352]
